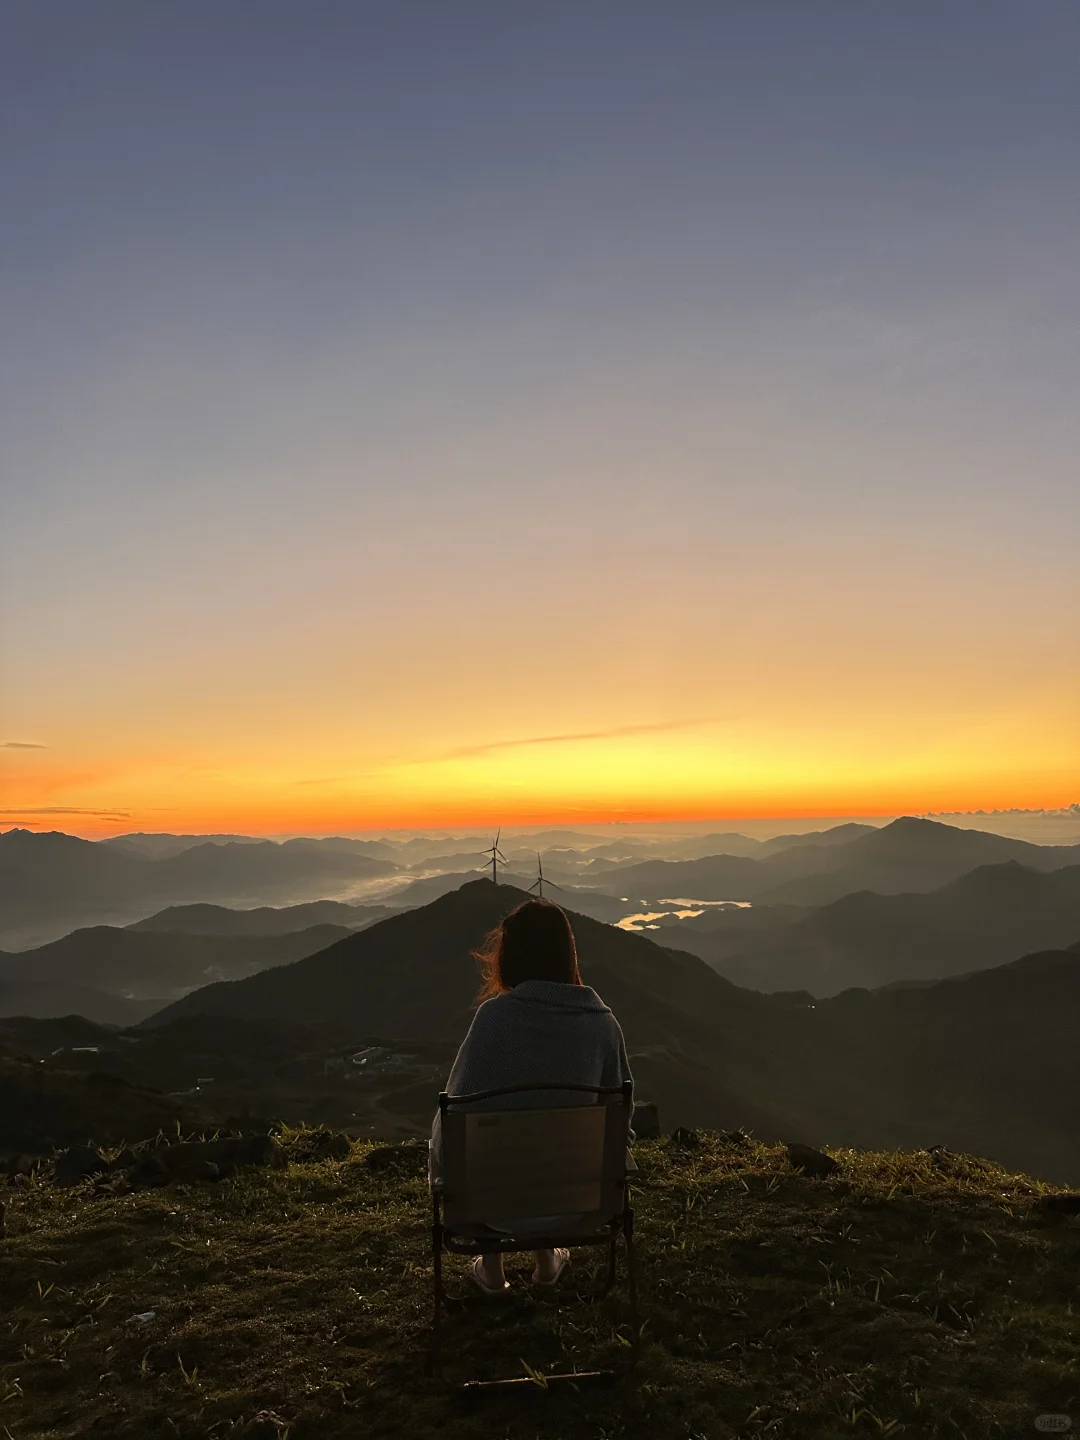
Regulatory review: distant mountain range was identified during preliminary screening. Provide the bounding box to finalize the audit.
[756,822,878,855]
[102,832,399,861]
[661,861,1080,994]
[658,823,879,863]
[405,851,491,873]
[13,816,1072,950]
[128,900,387,935]
[0,923,350,1024]
[10,848,1072,1028]
[146,879,1080,1183]
[0,830,400,947]
[101,833,269,859]
[0,981,154,1027]
[590,817,1080,905]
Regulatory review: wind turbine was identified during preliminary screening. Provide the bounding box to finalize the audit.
[482,829,508,885]
[529,852,563,902]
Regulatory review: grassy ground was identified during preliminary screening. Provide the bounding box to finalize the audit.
[1,1131,1077,1439]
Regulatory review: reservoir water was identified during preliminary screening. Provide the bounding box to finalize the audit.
[616,898,752,931]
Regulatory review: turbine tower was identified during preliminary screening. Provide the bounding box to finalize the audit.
[529,852,563,902]
[482,829,508,885]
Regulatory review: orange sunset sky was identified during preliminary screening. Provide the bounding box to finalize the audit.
[2,7,1078,839]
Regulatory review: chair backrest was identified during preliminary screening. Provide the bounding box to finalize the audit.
[440,1083,632,1229]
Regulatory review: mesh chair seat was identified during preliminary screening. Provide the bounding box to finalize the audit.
[426,1080,641,1377]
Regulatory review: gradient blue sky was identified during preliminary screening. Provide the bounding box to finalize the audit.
[2,2,1077,833]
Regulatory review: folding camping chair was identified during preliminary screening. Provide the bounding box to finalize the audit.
[427,1079,640,1382]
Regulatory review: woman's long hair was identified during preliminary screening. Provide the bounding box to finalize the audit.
[475,898,582,1002]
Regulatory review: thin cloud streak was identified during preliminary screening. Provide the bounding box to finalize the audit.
[440,718,724,762]
[0,807,132,818]
[2,741,48,749]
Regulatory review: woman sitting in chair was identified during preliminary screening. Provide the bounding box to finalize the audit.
[430,897,634,1297]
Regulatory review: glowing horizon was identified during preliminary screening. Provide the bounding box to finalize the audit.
[3,708,1076,840]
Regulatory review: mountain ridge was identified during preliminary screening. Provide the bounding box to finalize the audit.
[0,923,352,1024]
[671,861,1080,993]
[590,816,1080,905]
[0,829,399,947]
[127,900,385,936]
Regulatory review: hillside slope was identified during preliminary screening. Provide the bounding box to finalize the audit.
[127,901,384,935]
[0,979,157,1025]
[0,924,352,1023]
[678,862,1080,993]
[777,941,1080,1183]
[0,1131,1076,1438]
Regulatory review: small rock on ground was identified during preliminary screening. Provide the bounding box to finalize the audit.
[785,1142,840,1177]
[719,1129,751,1147]
[54,1145,109,1185]
[667,1127,702,1150]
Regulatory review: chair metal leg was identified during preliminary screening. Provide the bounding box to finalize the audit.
[602,1230,618,1296]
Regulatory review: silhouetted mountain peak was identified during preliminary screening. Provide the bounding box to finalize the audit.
[945,858,1048,897]
[859,817,1024,855]
[381,876,536,933]
[1,828,96,853]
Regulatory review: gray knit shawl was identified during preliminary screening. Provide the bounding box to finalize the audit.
[430,979,633,1165]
